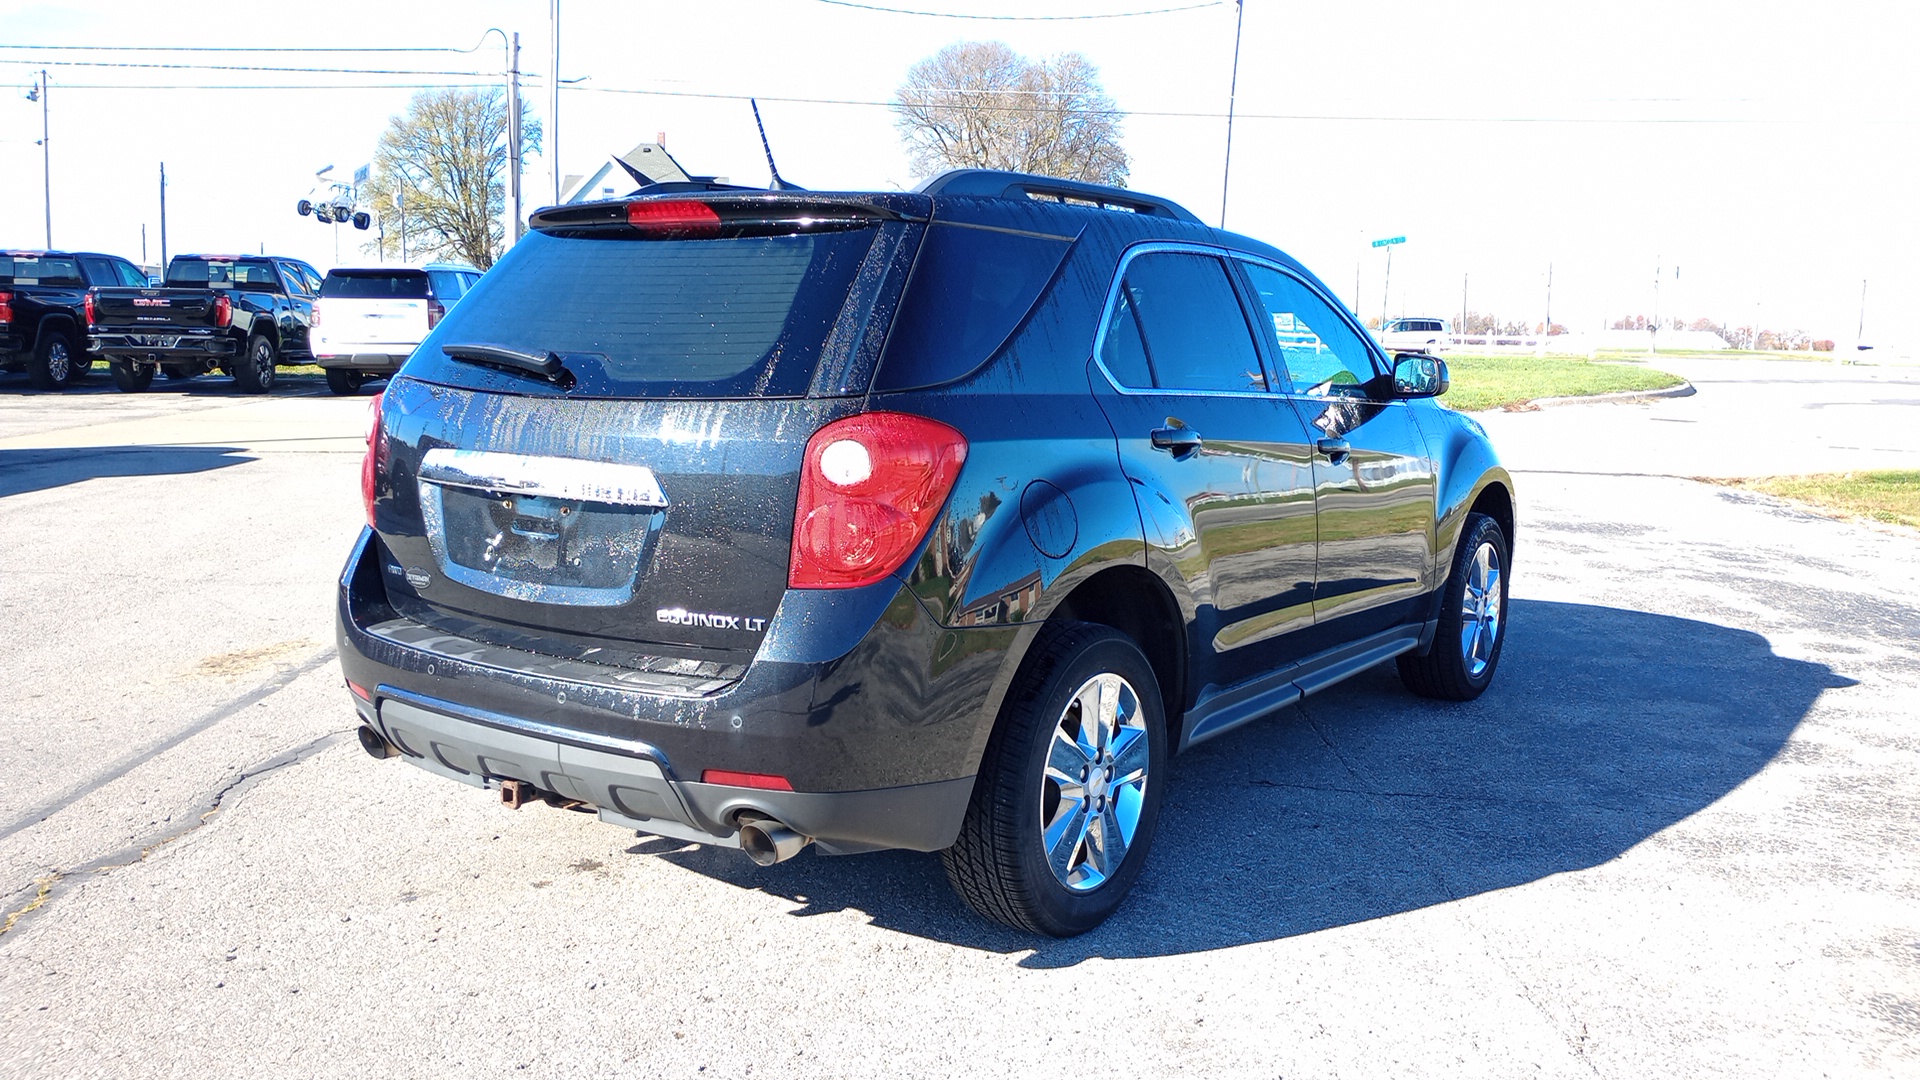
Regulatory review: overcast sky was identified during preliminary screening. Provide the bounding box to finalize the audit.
[1,0,1912,351]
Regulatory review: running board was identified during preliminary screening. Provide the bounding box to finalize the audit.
[1178,623,1431,751]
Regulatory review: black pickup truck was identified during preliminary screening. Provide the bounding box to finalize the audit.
[2,249,151,390]
[88,254,323,393]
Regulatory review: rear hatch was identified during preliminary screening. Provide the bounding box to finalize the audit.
[369,192,930,677]
[315,269,435,349]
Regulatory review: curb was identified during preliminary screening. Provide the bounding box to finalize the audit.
[1494,380,1696,412]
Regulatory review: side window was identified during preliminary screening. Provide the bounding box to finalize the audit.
[1097,288,1152,387]
[300,265,325,296]
[79,257,115,285]
[277,262,310,297]
[1239,262,1379,397]
[428,271,465,302]
[1104,252,1265,393]
[114,260,148,288]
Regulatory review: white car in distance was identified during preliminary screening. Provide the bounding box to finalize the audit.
[311,264,480,394]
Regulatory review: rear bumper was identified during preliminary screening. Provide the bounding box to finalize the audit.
[0,333,23,355]
[90,332,237,361]
[336,527,1011,855]
[314,348,411,373]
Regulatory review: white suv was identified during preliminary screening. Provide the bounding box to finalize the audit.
[311,263,480,394]
[1380,316,1453,354]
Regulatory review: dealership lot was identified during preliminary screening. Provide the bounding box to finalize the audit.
[1,360,1915,1077]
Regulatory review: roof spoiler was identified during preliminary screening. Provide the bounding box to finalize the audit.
[917,169,1201,225]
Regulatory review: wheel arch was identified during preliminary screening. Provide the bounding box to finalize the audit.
[1041,565,1187,749]
[33,312,79,349]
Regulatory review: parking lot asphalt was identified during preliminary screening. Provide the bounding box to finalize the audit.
[1,360,1915,1078]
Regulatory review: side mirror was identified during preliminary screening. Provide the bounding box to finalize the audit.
[1391,353,1449,398]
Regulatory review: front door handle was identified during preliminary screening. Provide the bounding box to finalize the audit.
[1150,426,1204,457]
[1317,438,1350,465]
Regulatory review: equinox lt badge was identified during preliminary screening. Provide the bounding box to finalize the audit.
[657,607,766,632]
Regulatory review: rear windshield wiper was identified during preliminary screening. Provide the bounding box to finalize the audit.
[442,343,575,388]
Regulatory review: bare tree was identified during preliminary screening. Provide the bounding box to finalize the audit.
[361,88,540,269]
[894,41,1129,186]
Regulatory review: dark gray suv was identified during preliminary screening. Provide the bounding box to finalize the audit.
[337,169,1514,935]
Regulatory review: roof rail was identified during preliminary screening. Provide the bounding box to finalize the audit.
[916,169,1201,225]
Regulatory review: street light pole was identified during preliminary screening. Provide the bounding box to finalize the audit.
[550,0,562,206]
[35,70,50,247]
[508,31,524,242]
[158,162,169,276]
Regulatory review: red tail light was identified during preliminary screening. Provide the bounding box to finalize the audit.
[82,290,94,326]
[627,199,722,238]
[426,300,445,328]
[213,293,232,328]
[789,412,967,590]
[361,393,386,528]
[0,290,13,326]
[311,301,323,328]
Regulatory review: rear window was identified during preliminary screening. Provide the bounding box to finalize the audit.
[322,270,430,299]
[403,228,878,399]
[167,258,280,289]
[0,254,83,286]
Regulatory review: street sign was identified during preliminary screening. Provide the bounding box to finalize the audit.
[353,164,370,187]
[1371,235,1406,248]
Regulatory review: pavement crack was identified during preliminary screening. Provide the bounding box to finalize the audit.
[0,729,352,939]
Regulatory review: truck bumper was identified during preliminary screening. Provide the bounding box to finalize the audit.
[315,352,408,374]
[90,333,238,362]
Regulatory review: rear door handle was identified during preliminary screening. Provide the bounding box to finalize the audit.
[1317,438,1350,465]
[1150,426,1204,457]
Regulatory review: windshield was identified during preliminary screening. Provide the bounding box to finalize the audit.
[401,228,880,399]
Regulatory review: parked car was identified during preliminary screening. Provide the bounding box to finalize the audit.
[87,254,323,392]
[0,249,149,389]
[311,263,481,395]
[1380,316,1454,354]
[337,170,1514,936]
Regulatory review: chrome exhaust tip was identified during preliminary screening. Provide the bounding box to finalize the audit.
[738,816,812,866]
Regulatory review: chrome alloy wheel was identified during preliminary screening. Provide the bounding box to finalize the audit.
[1040,672,1150,892]
[251,339,274,378]
[47,340,71,382]
[1460,540,1504,678]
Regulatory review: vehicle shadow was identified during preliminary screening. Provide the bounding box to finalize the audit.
[0,445,254,498]
[647,598,1854,963]
[1,369,359,397]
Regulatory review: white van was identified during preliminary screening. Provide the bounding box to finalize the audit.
[311,263,481,394]
[1380,316,1453,354]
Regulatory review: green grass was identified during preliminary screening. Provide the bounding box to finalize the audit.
[1735,471,1920,529]
[1441,353,1687,411]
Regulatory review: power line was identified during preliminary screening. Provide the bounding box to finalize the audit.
[0,43,481,53]
[0,58,505,76]
[809,0,1219,17]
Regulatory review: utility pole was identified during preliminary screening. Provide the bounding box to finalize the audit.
[158,162,169,277]
[33,70,50,247]
[1650,258,1661,355]
[1857,278,1868,344]
[141,224,147,265]
[508,31,524,242]
[1218,0,1245,229]
[1380,246,1394,327]
[398,186,408,263]
[1544,262,1553,335]
[1461,272,1468,335]
[550,0,562,206]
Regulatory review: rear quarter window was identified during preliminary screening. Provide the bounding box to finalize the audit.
[872,222,1071,391]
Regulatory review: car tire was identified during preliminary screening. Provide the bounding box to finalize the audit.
[325,367,365,395]
[162,362,200,381]
[27,328,78,390]
[1398,511,1509,701]
[942,622,1167,937]
[233,334,277,394]
[110,360,155,392]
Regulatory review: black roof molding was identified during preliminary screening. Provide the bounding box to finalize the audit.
[917,169,1201,225]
